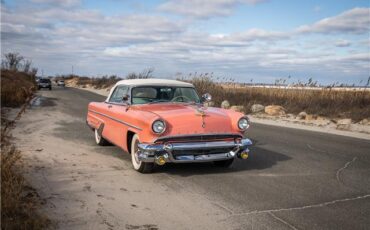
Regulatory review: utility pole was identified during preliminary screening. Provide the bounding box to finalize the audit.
[72,65,74,76]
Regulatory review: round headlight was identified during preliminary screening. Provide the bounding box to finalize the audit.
[238,117,250,130]
[152,120,166,134]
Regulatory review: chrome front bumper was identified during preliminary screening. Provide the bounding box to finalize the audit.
[137,138,252,163]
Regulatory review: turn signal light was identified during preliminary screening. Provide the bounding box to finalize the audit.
[240,151,249,159]
[155,155,166,165]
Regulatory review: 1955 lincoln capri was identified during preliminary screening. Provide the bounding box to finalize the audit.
[87,79,252,173]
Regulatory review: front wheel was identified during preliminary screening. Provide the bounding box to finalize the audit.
[213,158,234,167]
[131,134,154,173]
[94,128,109,146]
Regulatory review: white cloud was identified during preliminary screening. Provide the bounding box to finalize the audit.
[298,7,370,34]
[313,6,322,12]
[1,2,368,83]
[158,0,266,19]
[335,39,351,47]
[30,0,81,7]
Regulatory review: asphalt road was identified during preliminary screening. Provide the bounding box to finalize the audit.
[16,86,370,230]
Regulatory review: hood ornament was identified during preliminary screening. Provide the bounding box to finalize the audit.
[195,107,206,116]
[195,107,206,128]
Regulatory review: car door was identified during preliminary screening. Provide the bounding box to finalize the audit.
[103,85,129,147]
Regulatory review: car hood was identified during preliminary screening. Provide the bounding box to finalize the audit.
[135,103,234,135]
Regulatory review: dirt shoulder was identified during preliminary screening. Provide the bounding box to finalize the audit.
[1,104,50,230]
[10,88,238,230]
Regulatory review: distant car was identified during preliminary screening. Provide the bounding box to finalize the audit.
[87,79,252,173]
[57,80,65,87]
[38,78,52,90]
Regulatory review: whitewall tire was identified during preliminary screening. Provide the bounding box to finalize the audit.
[131,134,154,173]
[94,128,109,146]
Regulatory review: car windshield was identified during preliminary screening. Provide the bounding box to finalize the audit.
[40,79,50,83]
[131,86,200,105]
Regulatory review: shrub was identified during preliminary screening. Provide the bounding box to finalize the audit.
[187,76,370,121]
[1,70,36,107]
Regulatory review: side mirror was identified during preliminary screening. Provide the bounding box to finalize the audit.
[122,94,130,104]
[201,93,212,102]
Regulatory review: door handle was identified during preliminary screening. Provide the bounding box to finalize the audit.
[108,105,113,108]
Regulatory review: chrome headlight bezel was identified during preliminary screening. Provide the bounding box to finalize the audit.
[152,119,166,134]
[238,117,250,130]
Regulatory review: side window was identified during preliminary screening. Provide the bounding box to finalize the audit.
[109,85,129,103]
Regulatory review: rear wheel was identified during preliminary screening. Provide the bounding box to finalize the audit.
[94,128,109,146]
[49,87,52,90]
[213,158,234,167]
[131,134,154,173]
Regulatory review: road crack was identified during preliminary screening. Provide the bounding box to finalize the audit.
[268,212,298,230]
[306,143,328,153]
[336,157,357,184]
[230,194,370,216]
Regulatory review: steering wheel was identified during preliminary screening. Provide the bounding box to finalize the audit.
[171,95,191,102]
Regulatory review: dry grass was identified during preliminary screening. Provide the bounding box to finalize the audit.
[1,126,50,229]
[1,70,36,107]
[66,75,370,121]
[1,69,50,229]
[189,77,370,122]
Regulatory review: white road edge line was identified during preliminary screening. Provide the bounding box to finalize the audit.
[230,194,370,216]
[336,157,357,183]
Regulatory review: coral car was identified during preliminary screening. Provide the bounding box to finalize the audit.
[86,79,252,173]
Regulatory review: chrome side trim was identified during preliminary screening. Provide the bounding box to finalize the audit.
[88,109,142,131]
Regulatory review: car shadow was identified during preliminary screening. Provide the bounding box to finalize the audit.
[88,135,292,176]
[153,145,292,176]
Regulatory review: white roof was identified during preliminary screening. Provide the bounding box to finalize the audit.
[115,78,194,87]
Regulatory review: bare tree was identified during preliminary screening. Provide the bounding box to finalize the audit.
[1,53,24,71]
[126,67,154,79]
[30,67,38,77]
[23,60,32,73]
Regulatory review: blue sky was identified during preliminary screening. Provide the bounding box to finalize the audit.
[1,0,369,85]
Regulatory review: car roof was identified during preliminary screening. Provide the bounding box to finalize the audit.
[115,78,194,87]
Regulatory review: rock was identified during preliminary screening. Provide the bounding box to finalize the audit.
[285,113,295,119]
[251,104,265,113]
[305,114,317,121]
[358,118,370,125]
[204,101,215,107]
[264,105,285,116]
[221,100,230,109]
[230,105,244,112]
[336,118,352,130]
[297,111,307,120]
[316,116,326,121]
